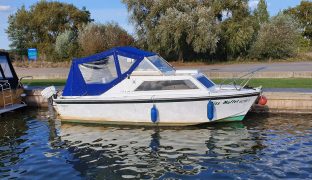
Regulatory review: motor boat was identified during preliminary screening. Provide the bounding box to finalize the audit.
[49,46,264,126]
[0,51,26,115]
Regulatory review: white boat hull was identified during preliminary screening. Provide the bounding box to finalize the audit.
[54,93,259,126]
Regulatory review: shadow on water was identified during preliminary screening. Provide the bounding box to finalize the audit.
[0,108,311,179]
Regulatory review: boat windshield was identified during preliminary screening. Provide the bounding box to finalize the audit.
[147,55,175,73]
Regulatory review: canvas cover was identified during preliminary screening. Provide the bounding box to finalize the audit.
[0,51,19,89]
[62,46,156,96]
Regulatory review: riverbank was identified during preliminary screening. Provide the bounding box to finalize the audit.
[16,61,312,79]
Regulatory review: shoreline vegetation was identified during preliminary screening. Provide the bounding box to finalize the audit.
[5,1,312,66]
[21,78,312,89]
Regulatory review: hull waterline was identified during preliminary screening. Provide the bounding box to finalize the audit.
[54,93,259,126]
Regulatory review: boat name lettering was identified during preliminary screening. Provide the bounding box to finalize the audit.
[239,99,251,103]
[223,99,251,105]
[223,100,240,104]
[213,102,220,106]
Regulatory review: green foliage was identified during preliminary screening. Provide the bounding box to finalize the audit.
[78,23,134,56]
[123,0,258,61]
[123,0,223,61]
[219,1,255,59]
[6,1,92,59]
[249,14,301,59]
[7,0,308,63]
[6,6,31,53]
[220,17,255,58]
[55,30,78,59]
[254,0,269,25]
[284,1,312,45]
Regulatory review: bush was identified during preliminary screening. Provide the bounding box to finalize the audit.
[55,30,78,59]
[78,22,134,56]
[249,14,301,59]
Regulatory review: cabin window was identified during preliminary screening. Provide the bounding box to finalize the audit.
[147,55,175,73]
[118,55,135,73]
[0,56,13,79]
[78,55,118,84]
[196,75,215,88]
[135,80,198,91]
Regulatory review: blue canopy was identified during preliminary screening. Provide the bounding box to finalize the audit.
[62,46,156,96]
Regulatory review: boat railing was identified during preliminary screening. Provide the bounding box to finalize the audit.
[18,76,33,88]
[0,80,13,107]
[219,67,266,91]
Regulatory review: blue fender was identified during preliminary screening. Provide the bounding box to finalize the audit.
[151,105,158,123]
[207,100,214,120]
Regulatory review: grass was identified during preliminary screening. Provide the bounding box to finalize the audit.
[22,79,66,86]
[21,78,312,89]
[212,78,312,89]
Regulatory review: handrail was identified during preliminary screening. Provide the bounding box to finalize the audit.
[0,80,13,108]
[18,76,33,88]
[219,67,266,91]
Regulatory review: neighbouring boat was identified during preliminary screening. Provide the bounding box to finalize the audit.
[0,51,26,114]
[51,46,264,126]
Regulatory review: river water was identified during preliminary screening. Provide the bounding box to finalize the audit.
[0,108,311,179]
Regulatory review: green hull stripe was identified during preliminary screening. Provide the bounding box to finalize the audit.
[217,115,245,122]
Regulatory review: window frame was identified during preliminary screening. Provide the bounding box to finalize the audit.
[134,79,200,92]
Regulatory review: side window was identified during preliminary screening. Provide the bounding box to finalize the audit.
[79,55,117,84]
[0,56,13,79]
[135,80,198,91]
[196,75,215,88]
[118,55,135,73]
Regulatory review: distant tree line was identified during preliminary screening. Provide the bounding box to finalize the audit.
[123,0,311,61]
[6,1,134,62]
[6,0,312,63]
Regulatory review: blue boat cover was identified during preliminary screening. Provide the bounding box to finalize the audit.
[62,46,156,96]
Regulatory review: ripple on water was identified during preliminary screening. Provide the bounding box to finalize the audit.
[0,110,311,179]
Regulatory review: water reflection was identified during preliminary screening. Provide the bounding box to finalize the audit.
[59,120,266,179]
[0,109,311,179]
[0,109,81,179]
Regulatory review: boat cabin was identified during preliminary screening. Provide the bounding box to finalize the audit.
[0,51,25,114]
[63,46,215,97]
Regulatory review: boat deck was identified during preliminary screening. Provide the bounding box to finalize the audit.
[0,104,26,115]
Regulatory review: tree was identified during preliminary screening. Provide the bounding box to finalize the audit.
[55,30,78,59]
[6,6,31,55]
[285,1,312,45]
[6,1,92,58]
[254,0,269,25]
[249,14,301,59]
[78,23,134,56]
[123,0,255,61]
[122,0,221,61]
[217,0,255,59]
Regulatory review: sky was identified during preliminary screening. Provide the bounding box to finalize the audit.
[0,0,308,50]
